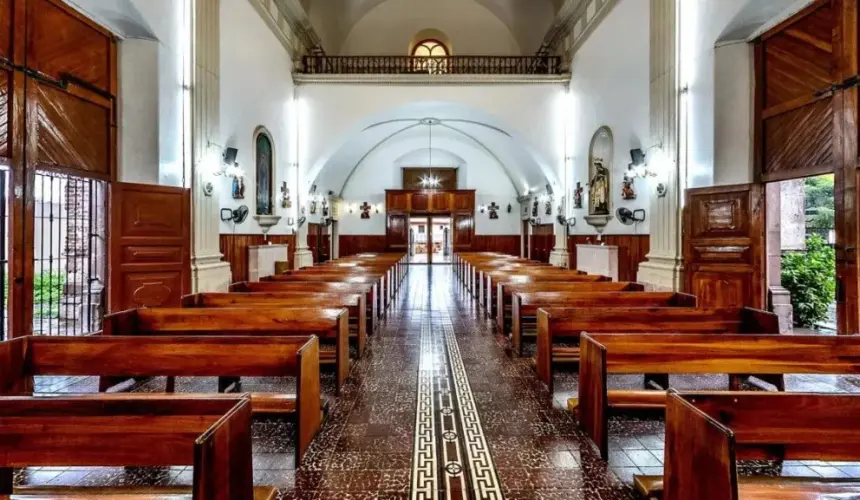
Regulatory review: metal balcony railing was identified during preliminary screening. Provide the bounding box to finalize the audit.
[300,55,563,75]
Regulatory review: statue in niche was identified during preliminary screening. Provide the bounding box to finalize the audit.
[280,182,291,208]
[255,129,274,215]
[573,182,583,209]
[587,126,613,217]
[589,160,610,215]
[531,198,539,217]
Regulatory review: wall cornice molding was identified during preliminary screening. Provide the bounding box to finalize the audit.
[541,0,619,59]
[246,0,304,61]
[294,73,572,86]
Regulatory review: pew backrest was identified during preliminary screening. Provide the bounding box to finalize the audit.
[0,395,254,499]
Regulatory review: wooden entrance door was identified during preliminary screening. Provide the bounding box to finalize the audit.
[387,213,409,252]
[109,183,190,312]
[529,224,553,263]
[684,184,766,309]
[753,0,860,332]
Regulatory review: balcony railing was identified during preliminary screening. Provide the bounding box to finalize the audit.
[300,55,563,75]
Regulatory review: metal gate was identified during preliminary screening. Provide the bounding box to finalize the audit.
[32,170,107,336]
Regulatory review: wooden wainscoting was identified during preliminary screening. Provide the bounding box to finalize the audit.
[220,234,296,283]
[472,235,521,256]
[339,235,388,257]
[568,235,650,282]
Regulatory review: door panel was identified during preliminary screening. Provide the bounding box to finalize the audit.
[756,0,839,181]
[386,191,409,212]
[387,214,408,251]
[25,0,114,93]
[31,81,112,178]
[430,192,450,212]
[109,182,190,311]
[452,213,474,251]
[411,193,429,212]
[684,184,766,309]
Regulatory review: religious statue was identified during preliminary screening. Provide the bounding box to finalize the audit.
[531,198,539,217]
[588,159,610,216]
[232,175,245,200]
[621,177,637,200]
[573,182,583,209]
[280,182,291,208]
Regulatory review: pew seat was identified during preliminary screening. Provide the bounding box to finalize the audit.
[0,336,324,466]
[647,391,860,500]
[633,475,860,500]
[0,396,257,499]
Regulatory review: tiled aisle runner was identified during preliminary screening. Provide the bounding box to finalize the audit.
[442,323,503,499]
[412,316,502,500]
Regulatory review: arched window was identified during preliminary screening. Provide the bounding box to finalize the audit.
[254,128,274,215]
[411,39,449,74]
[412,39,448,58]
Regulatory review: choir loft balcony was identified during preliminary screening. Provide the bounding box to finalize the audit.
[299,55,564,77]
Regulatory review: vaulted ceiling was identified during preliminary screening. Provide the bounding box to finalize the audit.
[298,0,564,54]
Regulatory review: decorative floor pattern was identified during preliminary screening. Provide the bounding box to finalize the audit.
[18,266,860,499]
[412,321,439,499]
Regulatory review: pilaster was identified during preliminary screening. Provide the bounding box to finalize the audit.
[190,0,231,292]
[637,0,684,291]
[549,223,570,268]
[294,220,313,269]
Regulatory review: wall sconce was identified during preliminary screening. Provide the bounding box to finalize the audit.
[479,204,486,214]
[616,208,646,225]
[203,144,243,196]
[625,148,658,180]
[375,203,381,214]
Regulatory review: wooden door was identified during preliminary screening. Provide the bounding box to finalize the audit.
[387,213,408,252]
[529,224,553,263]
[452,213,474,252]
[109,183,190,312]
[755,0,840,182]
[684,184,766,309]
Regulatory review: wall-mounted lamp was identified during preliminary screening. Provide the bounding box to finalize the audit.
[203,143,243,196]
[625,148,659,180]
[479,204,486,214]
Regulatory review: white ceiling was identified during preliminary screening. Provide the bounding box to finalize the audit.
[302,0,561,54]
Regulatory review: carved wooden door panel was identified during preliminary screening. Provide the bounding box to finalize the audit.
[452,213,474,252]
[109,183,190,312]
[411,193,429,212]
[684,184,766,309]
[386,214,408,252]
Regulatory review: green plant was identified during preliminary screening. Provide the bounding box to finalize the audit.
[33,271,66,318]
[805,175,835,230]
[781,234,835,327]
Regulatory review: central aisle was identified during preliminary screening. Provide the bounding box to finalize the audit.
[290,265,642,500]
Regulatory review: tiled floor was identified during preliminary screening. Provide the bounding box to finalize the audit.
[19,266,860,499]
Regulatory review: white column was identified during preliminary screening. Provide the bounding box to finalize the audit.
[637,0,684,291]
[293,184,314,269]
[190,0,232,292]
[549,222,570,268]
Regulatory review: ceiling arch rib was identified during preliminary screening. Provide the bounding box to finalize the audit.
[334,117,536,196]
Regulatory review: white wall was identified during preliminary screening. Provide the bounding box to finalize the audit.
[298,83,567,196]
[713,42,754,186]
[336,135,520,235]
[218,0,297,236]
[567,0,650,236]
[339,0,521,55]
[117,0,185,186]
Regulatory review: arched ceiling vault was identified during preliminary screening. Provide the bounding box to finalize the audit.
[335,118,526,196]
[303,0,560,54]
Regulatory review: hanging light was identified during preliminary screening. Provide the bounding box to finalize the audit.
[419,118,441,190]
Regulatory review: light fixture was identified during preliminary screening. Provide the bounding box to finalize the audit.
[419,118,441,191]
[479,204,486,213]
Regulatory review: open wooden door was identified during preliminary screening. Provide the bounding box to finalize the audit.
[109,183,191,311]
[387,214,408,252]
[684,184,766,309]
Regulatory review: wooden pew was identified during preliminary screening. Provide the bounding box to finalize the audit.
[654,391,860,500]
[576,333,860,460]
[292,265,393,306]
[482,269,606,316]
[182,292,367,357]
[510,292,697,355]
[230,281,377,332]
[0,395,275,499]
[495,281,646,333]
[535,307,779,390]
[103,307,351,393]
[262,274,385,318]
[0,335,322,466]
